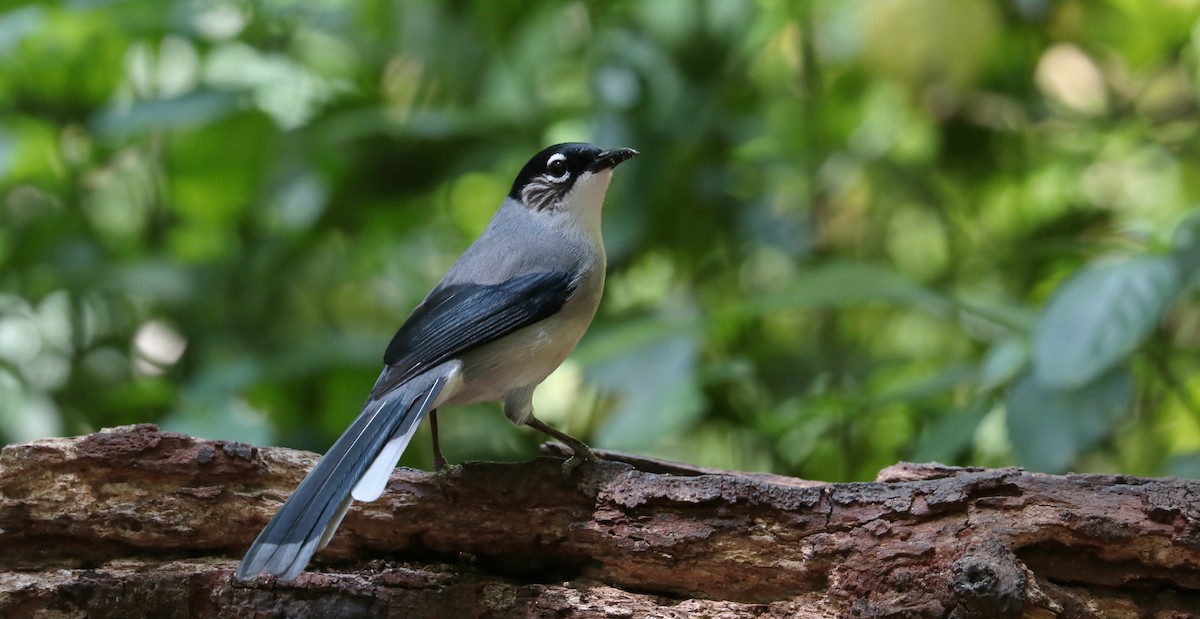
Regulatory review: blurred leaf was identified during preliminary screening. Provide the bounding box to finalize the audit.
[104,262,196,304]
[953,297,1038,333]
[978,338,1027,391]
[1005,367,1134,473]
[0,128,12,181]
[159,399,271,445]
[912,399,990,463]
[1033,257,1181,389]
[875,365,974,404]
[101,377,176,416]
[581,314,704,452]
[860,0,1000,89]
[1,118,61,185]
[572,312,696,365]
[0,6,44,56]
[754,262,950,313]
[3,6,128,111]
[0,368,61,441]
[1166,453,1200,480]
[1172,210,1200,278]
[94,91,239,135]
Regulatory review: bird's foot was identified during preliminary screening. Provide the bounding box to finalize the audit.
[524,416,598,479]
[433,451,449,473]
[560,445,598,479]
[434,461,461,498]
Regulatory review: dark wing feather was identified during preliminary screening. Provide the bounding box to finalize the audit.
[372,271,576,399]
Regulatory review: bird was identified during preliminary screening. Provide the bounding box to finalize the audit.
[235,143,639,580]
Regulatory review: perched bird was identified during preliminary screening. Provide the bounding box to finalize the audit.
[236,143,639,580]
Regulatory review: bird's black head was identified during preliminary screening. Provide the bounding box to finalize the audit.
[508,143,638,212]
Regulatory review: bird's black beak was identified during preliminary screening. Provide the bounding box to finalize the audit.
[587,148,639,173]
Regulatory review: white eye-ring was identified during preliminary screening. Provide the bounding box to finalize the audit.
[545,153,569,181]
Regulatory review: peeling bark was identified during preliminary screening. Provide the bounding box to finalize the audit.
[1,424,1199,618]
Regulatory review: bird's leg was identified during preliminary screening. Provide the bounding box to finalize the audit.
[525,416,597,477]
[429,409,448,471]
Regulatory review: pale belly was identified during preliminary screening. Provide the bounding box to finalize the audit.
[442,311,592,407]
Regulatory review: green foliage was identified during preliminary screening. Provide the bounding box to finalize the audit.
[2,0,1200,480]
[1007,367,1134,473]
[1033,257,1181,389]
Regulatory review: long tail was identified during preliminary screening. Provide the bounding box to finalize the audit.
[235,363,457,580]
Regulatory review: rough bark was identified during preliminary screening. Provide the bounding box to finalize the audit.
[1,424,1199,618]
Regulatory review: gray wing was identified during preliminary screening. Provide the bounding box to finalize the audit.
[237,270,576,580]
[372,270,576,398]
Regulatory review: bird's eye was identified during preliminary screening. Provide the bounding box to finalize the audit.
[546,157,569,181]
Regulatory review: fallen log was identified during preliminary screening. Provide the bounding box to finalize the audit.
[1,424,1198,617]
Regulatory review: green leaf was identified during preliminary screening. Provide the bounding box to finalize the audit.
[978,337,1027,391]
[580,315,704,451]
[912,400,990,463]
[1005,367,1133,473]
[1172,210,1200,279]
[93,90,238,136]
[952,296,1038,332]
[753,262,950,313]
[1032,257,1180,389]
[874,365,975,404]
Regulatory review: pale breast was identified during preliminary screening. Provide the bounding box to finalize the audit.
[446,310,593,406]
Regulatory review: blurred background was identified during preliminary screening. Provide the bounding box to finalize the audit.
[2,0,1199,481]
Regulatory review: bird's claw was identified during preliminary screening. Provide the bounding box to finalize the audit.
[434,462,461,498]
[560,448,597,479]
